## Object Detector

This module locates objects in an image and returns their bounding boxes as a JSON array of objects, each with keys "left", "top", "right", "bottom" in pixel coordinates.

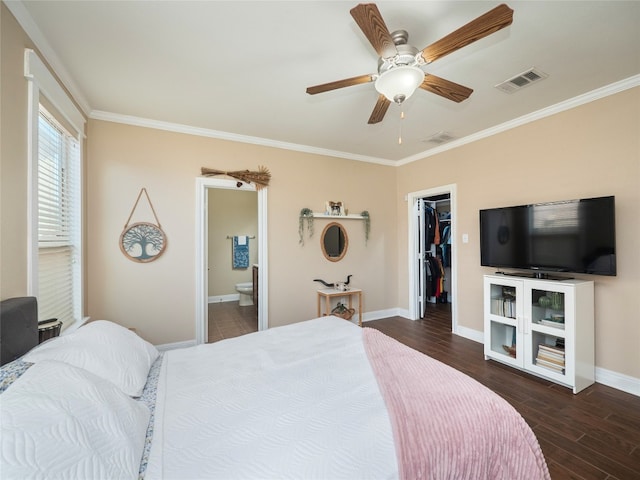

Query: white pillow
[
  {"left": 0, "top": 360, "right": 150, "bottom": 479},
  {"left": 23, "top": 320, "right": 158, "bottom": 397}
]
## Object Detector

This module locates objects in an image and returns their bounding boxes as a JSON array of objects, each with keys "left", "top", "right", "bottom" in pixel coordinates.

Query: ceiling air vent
[
  {"left": 423, "top": 131, "right": 456, "bottom": 145},
  {"left": 495, "top": 68, "right": 548, "bottom": 93}
]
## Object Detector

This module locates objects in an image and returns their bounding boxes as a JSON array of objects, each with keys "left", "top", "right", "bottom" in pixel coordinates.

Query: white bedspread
[{"left": 146, "top": 317, "right": 398, "bottom": 479}]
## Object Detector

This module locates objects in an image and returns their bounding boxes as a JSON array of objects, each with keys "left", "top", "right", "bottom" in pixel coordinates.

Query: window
[
  {"left": 25, "top": 49, "right": 85, "bottom": 329},
  {"left": 36, "top": 106, "right": 81, "bottom": 326}
]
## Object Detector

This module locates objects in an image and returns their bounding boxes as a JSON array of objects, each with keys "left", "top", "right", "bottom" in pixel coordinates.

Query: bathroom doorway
[
  {"left": 207, "top": 188, "right": 258, "bottom": 342},
  {"left": 195, "top": 177, "right": 268, "bottom": 345}
]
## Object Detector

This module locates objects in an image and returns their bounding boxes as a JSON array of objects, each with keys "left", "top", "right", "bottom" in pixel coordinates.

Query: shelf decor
[
  {"left": 325, "top": 201, "right": 345, "bottom": 216},
  {"left": 299, "top": 207, "right": 314, "bottom": 245},
  {"left": 331, "top": 302, "right": 355, "bottom": 320},
  {"left": 120, "top": 188, "right": 167, "bottom": 263},
  {"left": 361, "top": 210, "right": 370, "bottom": 243},
  {"left": 201, "top": 165, "right": 271, "bottom": 190}
]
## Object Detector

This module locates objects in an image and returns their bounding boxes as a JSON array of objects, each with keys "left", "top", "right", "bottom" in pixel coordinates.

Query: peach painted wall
[
  {"left": 85, "top": 120, "right": 397, "bottom": 344},
  {"left": 396, "top": 87, "right": 640, "bottom": 379},
  {"left": 1, "top": 4, "right": 34, "bottom": 298}
]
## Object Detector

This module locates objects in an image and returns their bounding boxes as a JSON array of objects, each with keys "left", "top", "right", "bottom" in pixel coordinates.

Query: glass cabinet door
[
  {"left": 524, "top": 282, "right": 573, "bottom": 382},
  {"left": 484, "top": 276, "right": 523, "bottom": 367}
]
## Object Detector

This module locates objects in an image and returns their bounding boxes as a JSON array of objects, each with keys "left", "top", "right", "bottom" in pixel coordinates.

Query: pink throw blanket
[{"left": 362, "top": 328, "right": 550, "bottom": 480}]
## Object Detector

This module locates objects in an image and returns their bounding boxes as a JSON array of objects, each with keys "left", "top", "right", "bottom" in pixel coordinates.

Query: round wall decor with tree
[{"left": 119, "top": 188, "right": 167, "bottom": 263}]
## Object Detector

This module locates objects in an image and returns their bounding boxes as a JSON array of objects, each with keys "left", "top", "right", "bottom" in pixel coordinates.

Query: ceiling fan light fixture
[{"left": 375, "top": 66, "right": 425, "bottom": 104}]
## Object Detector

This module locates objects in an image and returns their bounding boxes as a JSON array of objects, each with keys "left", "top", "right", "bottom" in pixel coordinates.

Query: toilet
[{"left": 235, "top": 282, "right": 254, "bottom": 306}]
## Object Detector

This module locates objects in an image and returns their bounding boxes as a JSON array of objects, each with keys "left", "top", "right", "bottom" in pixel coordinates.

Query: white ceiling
[{"left": 10, "top": 1, "right": 640, "bottom": 164}]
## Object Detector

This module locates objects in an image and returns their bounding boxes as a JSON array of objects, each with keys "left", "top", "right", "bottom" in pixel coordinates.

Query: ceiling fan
[{"left": 306, "top": 3, "right": 513, "bottom": 124}]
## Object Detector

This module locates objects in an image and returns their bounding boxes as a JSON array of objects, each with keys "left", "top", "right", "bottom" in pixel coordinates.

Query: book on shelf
[
  {"left": 491, "top": 297, "right": 502, "bottom": 316},
  {"left": 535, "top": 357, "right": 565, "bottom": 373},
  {"left": 536, "top": 343, "right": 565, "bottom": 373},
  {"left": 537, "top": 352, "right": 564, "bottom": 365},
  {"left": 491, "top": 296, "right": 516, "bottom": 318},
  {"left": 538, "top": 344, "right": 565, "bottom": 356}
]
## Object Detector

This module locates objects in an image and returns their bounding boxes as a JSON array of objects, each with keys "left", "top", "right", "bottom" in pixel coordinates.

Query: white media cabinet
[{"left": 483, "top": 274, "right": 595, "bottom": 394}]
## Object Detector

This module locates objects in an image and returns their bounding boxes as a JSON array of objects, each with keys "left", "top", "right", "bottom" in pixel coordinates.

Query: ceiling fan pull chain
[{"left": 398, "top": 110, "right": 405, "bottom": 145}]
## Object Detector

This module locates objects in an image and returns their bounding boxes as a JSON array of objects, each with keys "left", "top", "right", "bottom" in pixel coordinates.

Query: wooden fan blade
[
  {"left": 350, "top": 3, "right": 398, "bottom": 59},
  {"left": 368, "top": 94, "right": 391, "bottom": 124},
  {"left": 420, "top": 4, "right": 513, "bottom": 64},
  {"left": 306, "top": 74, "right": 374, "bottom": 95},
  {"left": 420, "top": 75, "right": 473, "bottom": 103}
]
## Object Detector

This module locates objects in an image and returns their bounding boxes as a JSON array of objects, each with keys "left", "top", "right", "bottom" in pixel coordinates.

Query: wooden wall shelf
[{"left": 312, "top": 213, "right": 365, "bottom": 220}]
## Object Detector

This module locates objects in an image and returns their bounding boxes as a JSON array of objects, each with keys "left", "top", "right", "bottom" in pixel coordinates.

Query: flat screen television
[{"left": 479, "top": 196, "right": 616, "bottom": 276}]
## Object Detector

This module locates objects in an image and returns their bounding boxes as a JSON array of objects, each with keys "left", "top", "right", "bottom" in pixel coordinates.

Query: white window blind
[{"left": 37, "top": 106, "right": 81, "bottom": 326}]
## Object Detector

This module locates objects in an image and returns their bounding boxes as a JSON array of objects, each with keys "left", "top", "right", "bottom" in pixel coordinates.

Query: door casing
[
  {"left": 407, "top": 184, "right": 457, "bottom": 332},
  {"left": 195, "top": 177, "right": 268, "bottom": 344}
]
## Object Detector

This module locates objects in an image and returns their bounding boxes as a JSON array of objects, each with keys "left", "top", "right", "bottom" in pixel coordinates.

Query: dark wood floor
[
  {"left": 367, "top": 303, "right": 640, "bottom": 480},
  {"left": 206, "top": 302, "right": 640, "bottom": 479}
]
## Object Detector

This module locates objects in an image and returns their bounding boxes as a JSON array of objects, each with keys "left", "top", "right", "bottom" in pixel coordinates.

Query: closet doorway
[
  {"left": 195, "top": 177, "right": 268, "bottom": 345},
  {"left": 407, "top": 185, "right": 457, "bottom": 332}
]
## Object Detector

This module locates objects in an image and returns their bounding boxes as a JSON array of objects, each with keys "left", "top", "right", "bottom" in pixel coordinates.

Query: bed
[{"left": 0, "top": 297, "right": 550, "bottom": 479}]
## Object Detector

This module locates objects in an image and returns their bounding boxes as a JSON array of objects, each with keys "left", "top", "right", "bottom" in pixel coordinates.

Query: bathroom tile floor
[{"left": 207, "top": 301, "right": 258, "bottom": 343}]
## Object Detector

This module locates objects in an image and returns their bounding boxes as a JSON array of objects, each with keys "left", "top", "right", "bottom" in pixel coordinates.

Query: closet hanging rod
[{"left": 226, "top": 235, "right": 256, "bottom": 239}]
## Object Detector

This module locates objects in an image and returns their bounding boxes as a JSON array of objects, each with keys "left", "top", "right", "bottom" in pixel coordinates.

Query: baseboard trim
[
  {"left": 362, "top": 308, "right": 406, "bottom": 322},
  {"left": 155, "top": 339, "right": 197, "bottom": 352},
  {"left": 455, "top": 325, "right": 484, "bottom": 344},
  {"left": 208, "top": 294, "right": 239, "bottom": 303},
  {"left": 595, "top": 367, "right": 640, "bottom": 397}
]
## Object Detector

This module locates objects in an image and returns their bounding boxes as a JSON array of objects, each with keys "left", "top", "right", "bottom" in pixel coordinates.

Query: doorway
[
  {"left": 407, "top": 184, "right": 457, "bottom": 332},
  {"left": 195, "top": 178, "right": 268, "bottom": 345},
  {"left": 207, "top": 188, "right": 258, "bottom": 342}
]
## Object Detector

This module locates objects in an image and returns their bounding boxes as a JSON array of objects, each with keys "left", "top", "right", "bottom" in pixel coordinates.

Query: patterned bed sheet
[
  {"left": 0, "top": 359, "right": 32, "bottom": 394},
  {"left": 137, "top": 353, "right": 163, "bottom": 479}
]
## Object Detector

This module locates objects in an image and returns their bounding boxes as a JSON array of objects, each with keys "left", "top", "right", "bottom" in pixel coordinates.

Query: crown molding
[
  {"left": 89, "top": 110, "right": 397, "bottom": 166},
  {"left": 396, "top": 74, "right": 640, "bottom": 166}
]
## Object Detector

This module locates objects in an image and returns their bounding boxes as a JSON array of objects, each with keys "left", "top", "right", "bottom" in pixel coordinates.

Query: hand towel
[{"left": 233, "top": 236, "right": 249, "bottom": 269}]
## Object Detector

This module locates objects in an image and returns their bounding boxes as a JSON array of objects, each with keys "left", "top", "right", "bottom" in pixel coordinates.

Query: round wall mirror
[{"left": 320, "top": 222, "right": 348, "bottom": 262}]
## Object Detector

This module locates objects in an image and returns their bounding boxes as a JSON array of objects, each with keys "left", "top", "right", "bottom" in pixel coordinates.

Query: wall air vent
[
  {"left": 495, "top": 68, "right": 548, "bottom": 93},
  {"left": 423, "top": 131, "right": 456, "bottom": 145}
]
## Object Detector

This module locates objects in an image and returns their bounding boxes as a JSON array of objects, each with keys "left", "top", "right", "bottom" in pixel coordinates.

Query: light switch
[{"left": 462, "top": 233, "right": 469, "bottom": 244}]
